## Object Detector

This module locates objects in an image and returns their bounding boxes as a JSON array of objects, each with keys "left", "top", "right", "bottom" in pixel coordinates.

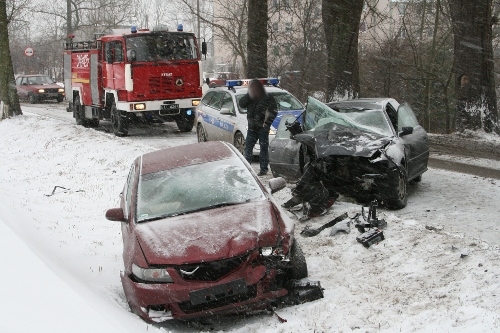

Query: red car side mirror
[{"left": 105, "top": 208, "right": 126, "bottom": 222}]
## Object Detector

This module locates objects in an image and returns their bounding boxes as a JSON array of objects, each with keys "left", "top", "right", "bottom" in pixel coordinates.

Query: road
[{"left": 21, "top": 102, "right": 500, "bottom": 244}]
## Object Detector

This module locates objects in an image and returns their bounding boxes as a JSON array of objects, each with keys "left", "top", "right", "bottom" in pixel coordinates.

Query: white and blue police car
[{"left": 194, "top": 78, "right": 304, "bottom": 155}]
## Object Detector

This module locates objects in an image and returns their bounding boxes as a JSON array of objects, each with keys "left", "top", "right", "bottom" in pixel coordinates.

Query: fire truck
[{"left": 63, "top": 25, "right": 207, "bottom": 136}]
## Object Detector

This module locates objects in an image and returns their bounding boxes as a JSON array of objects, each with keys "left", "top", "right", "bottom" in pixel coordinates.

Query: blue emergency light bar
[{"left": 226, "top": 78, "right": 280, "bottom": 88}]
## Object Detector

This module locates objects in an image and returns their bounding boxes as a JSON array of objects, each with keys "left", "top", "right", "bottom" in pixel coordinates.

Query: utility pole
[
  {"left": 66, "top": 0, "right": 72, "bottom": 40},
  {"left": 197, "top": 0, "right": 201, "bottom": 39}
]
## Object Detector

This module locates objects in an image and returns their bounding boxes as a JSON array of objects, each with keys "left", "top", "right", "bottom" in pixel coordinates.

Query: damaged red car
[{"left": 105, "top": 141, "right": 309, "bottom": 322}]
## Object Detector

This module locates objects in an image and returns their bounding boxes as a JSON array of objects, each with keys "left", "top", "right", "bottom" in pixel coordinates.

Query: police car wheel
[
  {"left": 234, "top": 132, "right": 245, "bottom": 154},
  {"left": 110, "top": 102, "right": 128, "bottom": 137},
  {"left": 197, "top": 124, "right": 207, "bottom": 142}
]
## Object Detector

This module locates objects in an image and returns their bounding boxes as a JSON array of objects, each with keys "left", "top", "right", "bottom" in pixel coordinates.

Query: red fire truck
[{"left": 63, "top": 25, "right": 207, "bottom": 136}]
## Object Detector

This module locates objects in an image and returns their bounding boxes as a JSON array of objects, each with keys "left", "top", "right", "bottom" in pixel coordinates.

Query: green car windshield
[
  {"left": 136, "top": 157, "right": 265, "bottom": 222},
  {"left": 304, "top": 97, "right": 393, "bottom": 136}
]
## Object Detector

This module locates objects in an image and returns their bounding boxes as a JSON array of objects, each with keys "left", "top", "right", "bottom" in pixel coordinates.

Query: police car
[{"left": 195, "top": 78, "right": 304, "bottom": 155}]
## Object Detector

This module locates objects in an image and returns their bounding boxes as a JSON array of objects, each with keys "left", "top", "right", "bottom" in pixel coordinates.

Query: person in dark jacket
[{"left": 238, "top": 79, "right": 278, "bottom": 176}]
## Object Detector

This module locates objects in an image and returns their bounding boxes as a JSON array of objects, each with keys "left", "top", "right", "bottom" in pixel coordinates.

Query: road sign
[{"left": 24, "top": 47, "right": 34, "bottom": 57}]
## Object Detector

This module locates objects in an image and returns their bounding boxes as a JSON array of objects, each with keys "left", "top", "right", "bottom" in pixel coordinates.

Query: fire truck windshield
[{"left": 126, "top": 33, "right": 198, "bottom": 62}]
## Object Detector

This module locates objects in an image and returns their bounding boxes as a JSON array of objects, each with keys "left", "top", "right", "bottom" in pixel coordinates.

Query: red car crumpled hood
[{"left": 134, "top": 199, "right": 280, "bottom": 265}]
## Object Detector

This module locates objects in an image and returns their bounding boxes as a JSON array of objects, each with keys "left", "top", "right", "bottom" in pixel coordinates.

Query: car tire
[
  {"left": 28, "top": 93, "right": 37, "bottom": 104},
  {"left": 288, "top": 240, "right": 308, "bottom": 280},
  {"left": 385, "top": 167, "right": 408, "bottom": 210},
  {"left": 176, "top": 116, "right": 194, "bottom": 132},
  {"left": 110, "top": 101, "right": 128, "bottom": 137},
  {"left": 234, "top": 131, "right": 245, "bottom": 155},
  {"left": 89, "top": 119, "right": 100, "bottom": 128},
  {"left": 197, "top": 124, "right": 207, "bottom": 142},
  {"left": 74, "top": 98, "right": 88, "bottom": 127},
  {"left": 56, "top": 96, "right": 64, "bottom": 103}
]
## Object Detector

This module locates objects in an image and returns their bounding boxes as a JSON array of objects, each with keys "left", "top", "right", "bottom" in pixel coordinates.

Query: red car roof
[{"left": 140, "top": 141, "right": 237, "bottom": 175}]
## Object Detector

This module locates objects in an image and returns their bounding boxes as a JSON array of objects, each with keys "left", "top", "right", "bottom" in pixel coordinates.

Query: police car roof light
[{"left": 225, "top": 78, "right": 280, "bottom": 89}]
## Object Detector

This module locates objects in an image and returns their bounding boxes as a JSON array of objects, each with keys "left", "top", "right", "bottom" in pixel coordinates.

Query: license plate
[
  {"left": 189, "top": 279, "right": 247, "bottom": 306},
  {"left": 161, "top": 104, "right": 179, "bottom": 110}
]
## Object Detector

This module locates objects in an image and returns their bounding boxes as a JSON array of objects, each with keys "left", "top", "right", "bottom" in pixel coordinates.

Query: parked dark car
[
  {"left": 105, "top": 141, "right": 308, "bottom": 322},
  {"left": 15, "top": 75, "right": 65, "bottom": 103},
  {"left": 269, "top": 97, "right": 429, "bottom": 209}
]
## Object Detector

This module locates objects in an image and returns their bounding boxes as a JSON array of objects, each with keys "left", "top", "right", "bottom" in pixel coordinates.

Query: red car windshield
[
  {"left": 26, "top": 76, "right": 55, "bottom": 85},
  {"left": 136, "top": 157, "right": 265, "bottom": 222}
]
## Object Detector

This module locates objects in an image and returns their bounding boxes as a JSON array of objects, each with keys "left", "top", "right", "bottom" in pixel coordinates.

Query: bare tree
[
  {"left": 449, "top": 0, "right": 498, "bottom": 133},
  {"left": 180, "top": 0, "right": 248, "bottom": 75},
  {"left": 0, "top": 0, "right": 23, "bottom": 118},
  {"left": 247, "top": 0, "right": 268, "bottom": 77},
  {"left": 322, "top": 0, "right": 364, "bottom": 101}
]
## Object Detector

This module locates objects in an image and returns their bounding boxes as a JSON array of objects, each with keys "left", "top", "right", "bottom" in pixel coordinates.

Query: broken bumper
[{"left": 121, "top": 260, "right": 289, "bottom": 322}]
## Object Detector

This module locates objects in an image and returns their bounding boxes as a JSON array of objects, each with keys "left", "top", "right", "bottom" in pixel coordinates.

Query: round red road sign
[{"left": 24, "top": 47, "right": 34, "bottom": 57}]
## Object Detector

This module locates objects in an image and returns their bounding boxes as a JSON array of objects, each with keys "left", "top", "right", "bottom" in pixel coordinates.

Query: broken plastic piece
[
  {"left": 300, "top": 212, "right": 349, "bottom": 237},
  {"left": 329, "top": 219, "right": 351, "bottom": 236},
  {"left": 356, "top": 228, "right": 384, "bottom": 248},
  {"left": 280, "top": 279, "right": 324, "bottom": 305}
]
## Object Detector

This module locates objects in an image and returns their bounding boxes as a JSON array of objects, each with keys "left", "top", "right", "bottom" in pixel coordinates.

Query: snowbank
[{"left": 1, "top": 113, "right": 499, "bottom": 332}]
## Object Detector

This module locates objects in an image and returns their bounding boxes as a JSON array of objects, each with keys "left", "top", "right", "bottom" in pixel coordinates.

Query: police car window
[
  {"left": 397, "top": 104, "right": 419, "bottom": 131},
  {"left": 269, "top": 92, "right": 304, "bottom": 111},
  {"left": 201, "top": 91, "right": 215, "bottom": 106},
  {"left": 220, "top": 93, "right": 235, "bottom": 113},
  {"left": 208, "top": 92, "right": 224, "bottom": 110},
  {"left": 236, "top": 94, "right": 247, "bottom": 113}
]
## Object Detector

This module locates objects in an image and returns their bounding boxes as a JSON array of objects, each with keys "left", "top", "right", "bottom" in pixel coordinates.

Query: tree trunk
[
  {"left": 0, "top": 0, "right": 22, "bottom": 119},
  {"left": 322, "top": 0, "right": 363, "bottom": 102},
  {"left": 247, "top": 0, "right": 268, "bottom": 78},
  {"left": 449, "top": 0, "right": 498, "bottom": 133}
]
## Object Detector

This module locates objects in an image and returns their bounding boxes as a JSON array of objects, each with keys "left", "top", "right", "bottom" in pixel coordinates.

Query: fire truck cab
[{"left": 64, "top": 25, "right": 206, "bottom": 136}]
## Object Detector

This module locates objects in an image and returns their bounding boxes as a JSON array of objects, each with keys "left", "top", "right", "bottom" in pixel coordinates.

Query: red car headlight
[{"left": 131, "top": 263, "right": 173, "bottom": 283}]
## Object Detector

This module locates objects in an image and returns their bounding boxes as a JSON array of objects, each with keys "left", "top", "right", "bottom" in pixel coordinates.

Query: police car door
[{"left": 217, "top": 92, "right": 238, "bottom": 142}]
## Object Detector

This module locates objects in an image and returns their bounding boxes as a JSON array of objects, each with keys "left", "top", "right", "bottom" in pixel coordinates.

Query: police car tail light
[{"left": 226, "top": 78, "right": 280, "bottom": 88}]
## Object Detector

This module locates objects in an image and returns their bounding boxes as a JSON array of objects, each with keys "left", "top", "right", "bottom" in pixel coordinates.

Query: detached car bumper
[
  {"left": 122, "top": 255, "right": 288, "bottom": 321},
  {"left": 37, "top": 93, "right": 64, "bottom": 100}
]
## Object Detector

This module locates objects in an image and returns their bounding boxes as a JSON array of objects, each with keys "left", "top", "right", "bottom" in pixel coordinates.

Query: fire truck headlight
[
  {"left": 134, "top": 103, "right": 146, "bottom": 110},
  {"left": 192, "top": 99, "right": 201, "bottom": 106},
  {"left": 58, "top": 88, "right": 65, "bottom": 93},
  {"left": 38, "top": 89, "right": 45, "bottom": 93}
]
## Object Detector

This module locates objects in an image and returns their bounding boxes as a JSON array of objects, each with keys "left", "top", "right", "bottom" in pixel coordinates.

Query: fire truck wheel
[
  {"left": 74, "top": 98, "right": 88, "bottom": 127},
  {"left": 89, "top": 119, "right": 100, "bottom": 128},
  {"left": 111, "top": 102, "right": 128, "bottom": 136},
  {"left": 28, "top": 93, "right": 37, "bottom": 104},
  {"left": 197, "top": 124, "right": 207, "bottom": 142},
  {"left": 176, "top": 117, "right": 194, "bottom": 132}
]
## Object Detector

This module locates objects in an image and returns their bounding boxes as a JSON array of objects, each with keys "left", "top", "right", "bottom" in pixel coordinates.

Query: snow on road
[{"left": 1, "top": 111, "right": 499, "bottom": 332}]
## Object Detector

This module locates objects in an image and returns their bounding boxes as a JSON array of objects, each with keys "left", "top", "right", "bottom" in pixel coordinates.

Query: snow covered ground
[{"left": 1, "top": 110, "right": 499, "bottom": 332}]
